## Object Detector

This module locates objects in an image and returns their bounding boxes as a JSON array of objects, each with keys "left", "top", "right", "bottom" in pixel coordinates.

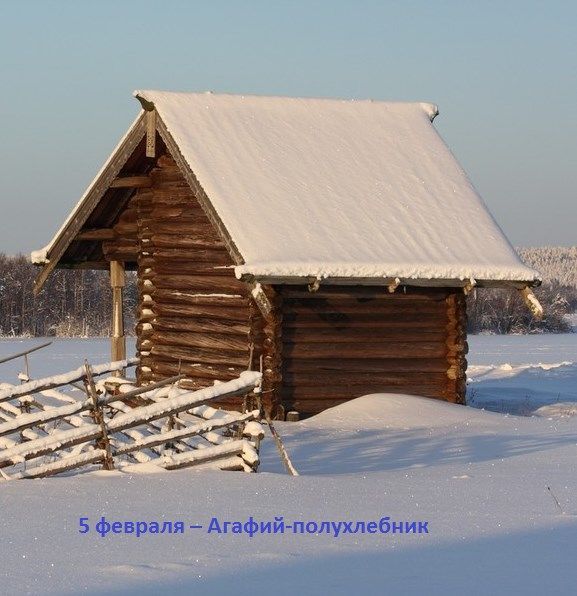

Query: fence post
[{"left": 84, "top": 361, "right": 114, "bottom": 470}]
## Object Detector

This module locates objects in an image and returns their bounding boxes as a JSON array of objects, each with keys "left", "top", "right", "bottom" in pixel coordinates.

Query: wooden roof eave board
[
  {"left": 33, "top": 114, "right": 147, "bottom": 294},
  {"left": 238, "top": 273, "right": 541, "bottom": 290}
]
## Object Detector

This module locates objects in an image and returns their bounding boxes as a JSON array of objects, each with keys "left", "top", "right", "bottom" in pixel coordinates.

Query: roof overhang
[
  {"left": 238, "top": 274, "right": 540, "bottom": 290},
  {"left": 32, "top": 113, "right": 148, "bottom": 293}
]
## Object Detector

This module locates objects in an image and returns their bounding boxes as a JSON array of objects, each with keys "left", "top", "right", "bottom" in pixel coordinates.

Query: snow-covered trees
[
  {"left": 0, "top": 247, "right": 574, "bottom": 337},
  {"left": 467, "top": 247, "right": 577, "bottom": 334},
  {"left": 0, "top": 253, "right": 137, "bottom": 337}
]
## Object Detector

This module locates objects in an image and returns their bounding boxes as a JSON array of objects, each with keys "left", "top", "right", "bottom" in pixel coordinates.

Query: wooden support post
[{"left": 110, "top": 261, "right": 126, "bottom": 374}]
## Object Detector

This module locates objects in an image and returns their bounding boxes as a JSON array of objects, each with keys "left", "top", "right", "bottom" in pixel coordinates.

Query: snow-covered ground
[{"left": 1, "top": 335, "right": 577, "bottom": 595}]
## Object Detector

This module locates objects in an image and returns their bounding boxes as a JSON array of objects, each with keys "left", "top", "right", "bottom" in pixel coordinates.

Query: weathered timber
[
  {"left": 282, "top": 371, "right": 449, "bottom": 387},
  {"left": 150, "top": 345, "right": 250, "bottom": 368},
  {"left": 282, "top": 358, "right": 453, "bottom": 373},
  {"left": 152, "top": 274, "right": 246, "bottom": 294},
  {"left": 153, "top": 303, "right": 250, "bottom": 321},
  {"left": 110, "top": 176, "right": 152, "bottom": 188},
  {"left": 281, "top": 312, "right": 447, "bottom": 328},
  {"left": 151, "top": 317, "right": 250, "bottom": 335},
  {"left": 152, "top": 289, "right": 246, "bottom": 307},
  {"left": 282, "top": 342, "right": 447, "bottom": 359},
  {"left": 151, "top": 330, "right": 249, "bottom": 352},
  {"left": 283, "top": 328, "right": 450, "bottom": 343}
]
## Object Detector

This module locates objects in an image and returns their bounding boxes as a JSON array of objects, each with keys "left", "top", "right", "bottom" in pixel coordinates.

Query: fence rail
[{"left": 0, "top": 359, "right": 263, "bottom": 480}]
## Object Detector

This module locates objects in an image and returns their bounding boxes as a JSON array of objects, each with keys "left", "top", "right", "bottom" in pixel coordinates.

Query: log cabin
[{"left": 32, "top": 91, "right": 541, "bottom": 419}]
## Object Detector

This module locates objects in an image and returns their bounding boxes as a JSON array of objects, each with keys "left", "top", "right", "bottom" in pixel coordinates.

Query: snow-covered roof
[
  {"left": 135, "top": 91, "right": 539, "bottom": 285},
  {"left": 33, "top": 91, "right": 540, "bottom": 287}
]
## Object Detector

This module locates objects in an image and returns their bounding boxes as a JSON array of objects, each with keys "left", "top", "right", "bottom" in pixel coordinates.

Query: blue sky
[{"left": 0, "top": 0, "right": 575, "bottom": 253}]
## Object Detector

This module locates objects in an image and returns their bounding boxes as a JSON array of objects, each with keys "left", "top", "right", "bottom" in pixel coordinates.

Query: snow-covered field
[{"left": 1, "top": 335, "right": 577, "bottom": 595}]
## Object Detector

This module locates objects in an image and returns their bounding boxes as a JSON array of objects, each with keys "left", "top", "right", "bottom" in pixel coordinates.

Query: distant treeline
[
  {"left": 0, "top": 248, "right": 575, "bottom": 337},
  {"left": 0, "top": 254, "right": 137, "bottom": 337},
  {"left": 468, "top": 246, "right": 577, "bottom": 334}
]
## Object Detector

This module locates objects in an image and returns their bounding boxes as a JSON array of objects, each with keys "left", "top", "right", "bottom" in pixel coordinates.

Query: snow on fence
[{"left": 0, "top": 360, "right": 263, "bottom": 480}]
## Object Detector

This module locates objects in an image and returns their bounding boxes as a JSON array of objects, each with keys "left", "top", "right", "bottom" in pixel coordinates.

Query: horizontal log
[
  {"left": 282, "top": 371, "right": 449, "bottom": 387},
  {"left": 283, "top": 342, "right": 446, "bottom": 359},
  {"left": 152, "top": 360, "right": 246, "bottom": 381},
  {"left": 152, "top": 289, "right": 247, "bottom": 307},
  {"left": 283, "top": 328, "right": 448, "bottom": 343},
  {"left": 282, "top": 300, "right": 445, "bottom": 315},
  {"left": 152, "top": 275, "right": 247, "bottom": 294},
  {"left": 102, "top": 241, "right": 139, "bottom": 253},
  {"left": 153, "top": 303, "right": 250, "bottom": 321},
  {"left": 281, "top": 385, "right": 445, "bottom": 402},
  {"left": 110, "top": 175, "right": 152, "bottom": 188},
  {"left": 148, "top": 263, "right": 236, "bottom": 276},
  {"left": 152, "top": 316, "right": 250, "bottom": 335},
  {"left": 280, "top": 356, "right": 451, "bottom": 372},
  {"left": 113, "top": 221, "right": 138, "bottom": 236},
  {"left": 151, "top": 330, "right": 249, "bottom": 352},
  {"left": 282, "top": 312, "right": 447, "bottom": 328},
  {"left": 77, "top": 228, "right": 116, "bottom": 240},
  {"left": 151, "top": 345, "right": 250, "bottom": 367},
  {"left": 151, "top": 234, "right": 227, "bottom": 250},
  {"left": 145, "top": 221, "right": 219, "bottom": 236},
  {"left": 150, "top": 249, "right": 233, "bottom": 264}
]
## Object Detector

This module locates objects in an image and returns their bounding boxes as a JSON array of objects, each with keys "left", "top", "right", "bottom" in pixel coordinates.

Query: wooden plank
[{"left": 110, "top": 176, "right": 152, "bottom": 188}]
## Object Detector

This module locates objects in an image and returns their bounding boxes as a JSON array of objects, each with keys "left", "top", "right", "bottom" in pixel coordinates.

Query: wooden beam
[
  {"left": 110, "top": 261, "right": 126, "bottom": 372},
  {"left": 76, "top": 228, "right": 115, "bottom": 240},
  {"left": 110, "top": 176, "right": 152, "bottom": 189}
]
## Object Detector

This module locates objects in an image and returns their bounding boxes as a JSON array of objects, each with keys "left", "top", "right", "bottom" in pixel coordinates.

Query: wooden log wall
[
  {"left": 98, "top": 150, "right": 469, "bottom": 420},
  {"left": 279, "top": 286, "right": 467, "bottom": 417},
  {"left": 111, "top": 152, "right": 259, "bottom": 411}
]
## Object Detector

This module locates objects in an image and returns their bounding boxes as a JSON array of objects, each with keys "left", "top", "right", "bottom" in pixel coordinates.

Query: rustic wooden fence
[{"left": 0, "top": 358, "right": 263, "bottom": 480}]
